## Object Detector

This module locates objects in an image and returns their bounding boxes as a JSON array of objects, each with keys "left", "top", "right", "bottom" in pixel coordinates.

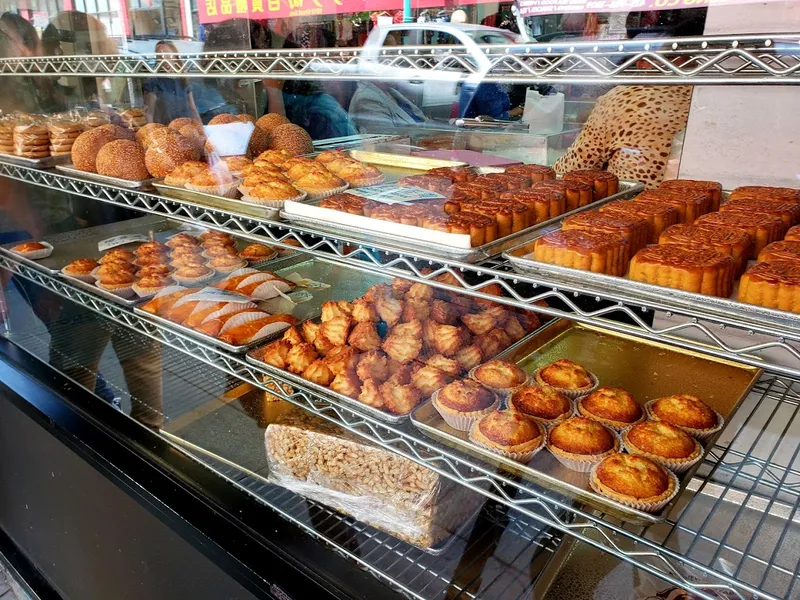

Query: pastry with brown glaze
[
  {"left": 469, "top": 410, "right": 545, "bottom": 462},
  {"left": 757, "top": 240, "right": 800, "bottom": 264},
  {"left": 599, "top": 200, "right": 679, "bottom": 243},
  {"left": 504, "top": 163, "right": 556, "bottom": 182},
  {"left": 547, "top": 416, "right": 618, "bottom": 471},
  {"left": 563, "top": 169, "right": 619, "bottom": 200},
  {"left": 578, "top": 387, "right": 643, "bottom": 430},
  {"left": 729, "top": 185, "right": 800, "bottom": 203},
  {"left": 634, "top": 189, "right": 710, "bottom": 223},
  {"left": 590, "top": 453, "right": 676, "bottom": 511},
  {"left": 433, "top": 379, "right": 498, "bottom": 431},
  {"left": 532, "top": 229, "right": 631, "bottom": 276},
  {"left": 659, "top": 179, "right": 722, "bottom": 211},
  {"left": 658, "top": 224, "right": 753, "bottom": 276},
  {"left": 720, "top": 198, "right": 800, "bottom": 230},
  {"left": 562, "top": 210, "right": 648, "bottom": 255},
  {"left": 500, "top": 189, "right": 564, "bottom": 224},
  {"left": 508, "top": 385, "right": 572, "bottom": 425},
  {"left": 535, "top": 179, "right": 593, "bottom": 211},
  {"left": 739, "top": 261, "right": 800, "bottom": 313},
  {"left": 629, "top": 245, "right": 736, "bottom": 297},
  {"left": 695, "top": 212, "right": 783, "bottom": 258}
]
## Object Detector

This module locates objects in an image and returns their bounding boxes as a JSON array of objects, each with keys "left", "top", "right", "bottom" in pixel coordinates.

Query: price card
[
  {"left": 183, "top": 287, "right": 254, "bottom": 304},
  {"left": 285, "top": 272, "right": 331, "bottom": 289},
  {"left": 98, "top": 234, "right": 150, "bottom": 251},
  {"left": 345, "top": 184, "right": 444, "bottom": 205}
]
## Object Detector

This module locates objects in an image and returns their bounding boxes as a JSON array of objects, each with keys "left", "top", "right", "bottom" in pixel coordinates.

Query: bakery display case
[{"left": 0, "top": 6, "right": 799, "bottom": 600}]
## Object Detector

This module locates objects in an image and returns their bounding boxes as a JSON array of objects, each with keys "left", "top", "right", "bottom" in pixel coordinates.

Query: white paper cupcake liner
[
  {"left": 508, "top": 393, "right": 575, "bottom": 427},
  {"left": 294, "top": 183, "right": 349, "bottom": 200},
  {"left": 467, "top": 366, "right": 530, "bottom": 399},
  {"left": 172, "top": 270, "right": 216, "bottom": 285},
  {"left": 431, "top": 389, "right": 500, "bottom": 432},
  {"left": 346, "top": 175, "right": 385, "bottom": 189},
  {"left": 620, "top": 426, "right": 704, "bottom": 474},
  {"left": 644, "top": 399, "right": 725, "bottom": 441},
  {"left": 546, "top": 427, "right": 621, "bottom": 472},
  {"left": 209, "top": 260, "right": 248, "bottom": 274},
  {"left": 96, "top": 281, "right": 135, "bottom": 299},
  {"left": 132, "top": 282, "right": 171, "bottom": 298},
  {"left": 589, "top": 459, "right": 681, "bottom": 513},
  {"left": 239, "top": 249, "right": 278, "bottom": 264},
  {"left": 576, "top": 397, "right": 647, "bottom": 432},
  {"left": 11, "top": 241, "right": 53, "bottom": 260},
  {"left": 60, "top": 268, "right": 96, "bottom": 283},
  {"left": 533, "top": 368, "right": 600, "bottom": 400},
  {"left": 468, "top": 419, "right": 545, "bottom": 463},
  {"left": 240, "top": 191, "right": 307, "bottom": 208},
  {"left": 185, "top": 179, "right": 242, "bottom": 199}
]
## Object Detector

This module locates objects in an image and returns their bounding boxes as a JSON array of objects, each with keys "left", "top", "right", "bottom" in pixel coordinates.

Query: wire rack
[
  {"left": 3, "top": 255, "right": 800, "bottom": 599},
  {"left": 0, "top": 35, "right": 798, "bottom": 84},
  {"left": 2, "top": 162, "right": 800, "bottom": 379}
]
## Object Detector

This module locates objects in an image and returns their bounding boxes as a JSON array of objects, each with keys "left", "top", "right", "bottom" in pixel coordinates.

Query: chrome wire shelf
[
  {"left": 3, "top": 253, "right": 800, "bottom": 600},
  {"left": 0, "top": 35, "right": 798, "bottom": 84},
  {"left": 3, "top": 301, "right": 562, "bottom": 600},
  {"left": 3, "top": 160, "right": 800, "bottom": 378}
]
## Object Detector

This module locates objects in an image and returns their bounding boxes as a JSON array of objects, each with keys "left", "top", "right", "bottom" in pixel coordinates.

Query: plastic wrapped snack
[{"left": 265, "top": 407, "right": 486, "bottom": 549}]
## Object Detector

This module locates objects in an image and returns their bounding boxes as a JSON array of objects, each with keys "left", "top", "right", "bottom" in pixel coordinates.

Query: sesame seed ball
[
  {"left": 144, "top": 133, "right": 202, "bottom": 178},
  {"left": 255, "top": 113, "right": 290, "bottom": 134},
  {"left": 208, "top": 113, "right": 239, "bottom": 125},
  {"left": 269, "top": 123, "right": 313, "bottom": 156},
  {"left": 71, "top": 125, "right": 128, "bottom": 172},
  {"left": 96, "top": 139, "right": 150, "bottom": 180},
  {"left": 168, "top": 117, "right": 201, "bottom": 131},
  {"left": 135, "top": 123, "right": 166, "bottom": 148}
]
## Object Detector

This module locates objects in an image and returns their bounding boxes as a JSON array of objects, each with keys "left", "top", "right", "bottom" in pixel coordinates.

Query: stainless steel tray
[
  {"left": 502, "top": 209, "right": 800, "bottom": 336},
  {"left": 280, "top": 179, "right": 643, "bottom": 263},
  {"left": 153, "top": 181, "right": 280, "bottom": 220},
  {"left": 159, "top": 428, "right": 485, "bottom": 555},
  {"left": 410, "top": 319, "right": 761, "bottom": 526},
  {"left": 59, "top": 272, "right": 142, "bottom": 307},
  {"left": 0, "top": 151, "right": 70, "bottom": 169},
  {"left": 56, "top": 164, "right": 156, "bottom": 189},
  {"left": 136, "top": 257, "right": 390, "bottom": 354}
]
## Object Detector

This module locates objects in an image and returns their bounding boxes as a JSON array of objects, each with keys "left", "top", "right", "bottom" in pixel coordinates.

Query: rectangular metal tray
[
  {"left": 410, "top": 319, "right": 761, "bottom": 525},
  {"left": 56, "top": 164, "right": 156, "bottom": 189},
  {"left": 0, "top": 151, "right": 70, "bottom": 169},
  {"left": 502, "top": 206, "right": 800, "bottom": 336},
  {"left": 153, "top": 181, "right": 280, "bottom": 220},
  {"left": 280, "top": 179, "right": 643, "bottom": 263},
  {"left": 136, "top": 256, "right": 390, "bottom": 354},
  {"left": 159, "top": 428, "right": 485, "bottom": 555}
]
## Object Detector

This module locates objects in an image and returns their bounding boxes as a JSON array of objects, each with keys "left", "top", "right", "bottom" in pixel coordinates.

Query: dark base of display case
[{"left": 0, "top": 338, "right": 401, "bottom": 600}]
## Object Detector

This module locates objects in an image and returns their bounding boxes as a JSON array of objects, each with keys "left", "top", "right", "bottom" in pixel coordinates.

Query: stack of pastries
[
  {"left": 318, "top": 165, "right": 615, "bottom": 247},
  {"left": 252, "top": 277, "right": 541, "bottom": 415},
  {"left": 530, "top": 180, "right": 800, "bottom": 308}
]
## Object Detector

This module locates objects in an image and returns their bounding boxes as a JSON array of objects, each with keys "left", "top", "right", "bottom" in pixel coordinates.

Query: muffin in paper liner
[
  {"left": 644, "top": 399, "right": 724, "bottom": 441},
  {"left": 208, "top": 259, "right": 248, "bottom": 274},
  {"left": 185, "top": 178, "right": 242, "bottom": 199},
  {"left": 60, "top": 267, "right": 96, "bottom": 283},
  {"left": 11, "top": 241, "right": 53, "bottom": 260},
  {"left": 431, "top": 388, "right": 500, "bottom": 432},
  {"left": 589, "top": 457, "right": 680, "bottom": 513},
  {"left": 346, "top": 174, "right": 385, "bottom": 189},
  {"left": 132, "top": 281, "right": 172, "bottom": 298},
  {"left": 172, "top": 268, "right": 216, "bottom": 285},
  {"left": 294, "top": 183, "right": 349, "bottom": 201},
  {"left": 546, "top": 426, "right": 621, "bottom": 472},
  {"left": 96, "top": 281, "right": 135, "bottom": 299},
  {"left": 620, "top": 425, "right": 703, "bottom": 474},
  {"left": 508, "top": 389, "right": 575, "bottom": 427},
  {"left": 240, "top": 190, "right": 307, "bottom": 208},
  {"left": 468, "top": 418, "right": 545, "bottom": 464},
  {"left": 467, "top": 365, "right": 529, "bottom": 399},
  {"left": 576, "top": 396, "right": 646, "bottom": 432},
  {"left": 533, "top": 367, "right": 599, "bottom": 400}
]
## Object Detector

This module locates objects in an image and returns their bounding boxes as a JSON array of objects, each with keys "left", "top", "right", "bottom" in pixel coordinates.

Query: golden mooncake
[
  {"left": 633, "top": 189, "right": 710, "bottom": 223},
  {"left": 738, "top": 261, "right": 800, "bottom": 313},
  {"left": 659, "top": 179, "right": 723, "bottom": 211},
  {"left": 628, "top": 245, "right": 736, "bottom": 297},
  {"left": 532, "top": 230, "right": 630, "bottom": 276},
  {"left": 720, "top": 198, "right": 800, "bottom": 230},
  {"left": 504, "top": 163, "right": 556, "bottom": 182},
  {"left": 535, "top": 179, "right": 593, "bottom": 211},
  {"left": 694, "top": 212, "right": 783, "bottom": 258},
  {"left": 562, "top": 210, "right": 649, "bottom": 255},
  {"left": 757, "top": 240, "right": 800, "bottom": 264},
  {"left": 658, "top": 223, "right": 753, "bottom": 276},
  {"left": 785, "top": 226, "right": 800, "bottom": 242},
  {"left": 729, "top": 185, "right": 800, "bottom": 203},
  {"left": 563, "top": 170, "right": 619, "bottom": 200},
  {"left": 599, "top": 200, "right": 679, "bottom": 243}
]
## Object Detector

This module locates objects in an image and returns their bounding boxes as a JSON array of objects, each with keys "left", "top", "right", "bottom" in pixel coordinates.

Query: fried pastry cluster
[{"left": 255, "top": 278, "right": 541, "bottom": 415}]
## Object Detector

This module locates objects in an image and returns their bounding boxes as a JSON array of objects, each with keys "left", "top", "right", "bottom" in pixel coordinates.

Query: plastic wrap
[{"left": 265, "top": 407, "right": 485, "bottom": 549}]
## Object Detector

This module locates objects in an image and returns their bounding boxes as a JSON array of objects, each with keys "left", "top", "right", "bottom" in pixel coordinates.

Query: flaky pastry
[
  {"left": 259, "top": 340, "right": 292, "bottom": 369},
  {"left": 348, "top": 321, "right": 382, "bottom": 352},
  {"left": 411, "top": 366, "right": 451, "bottom": 397},
  {"left": 351, "top": 298, "right": 379, "bottom": 322},
  {"left": 330, "top": 370, "right": 361, "bottom": 399},
  {"left": 356, "top": 350, "right": 390, "bottom": 383},
  {"left": 318, "top": 316, "right": 352, "bottom": 347},
  {"left": 454, "top": 344, "right": 483, "bottom": 371},
  {"left": 323, "top": 346, "right": 360, "bottom": 376},
  {"left": 380, "top": 380, "right": 422, "bottom": 414},
  {"left": 302, "top": 359, "right": 334, "bottom": 386},
  {"left": 282, "top": 326, "right": 304, "bottom": 347},
  {"left": 321, "top": 300, "right": 353, "bottom": 322},
  {"left": 358, "top": 379, "right": 384, "bottom": 408},
  {"left": 461, "top": 311, "right": 496, "bottom": 336},
  {"left": 382, "top": 331, "right": 422, "bottom": 363},
  {"left": 426, "top": 354, "right": 461, "bottom": 378},
  {"left": 375, "top": 294, "right": 403, "bottom": 326},
  {"left": 286, "top": 343, "right": 318, "bottom": 374},
  {"left": 433, "top": 324, "right": 467, "bottom": 357}
]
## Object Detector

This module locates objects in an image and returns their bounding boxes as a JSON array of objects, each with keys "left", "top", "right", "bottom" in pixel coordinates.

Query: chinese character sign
[{"left": 199, "top": 0, "right": 352, "bottom": 22}]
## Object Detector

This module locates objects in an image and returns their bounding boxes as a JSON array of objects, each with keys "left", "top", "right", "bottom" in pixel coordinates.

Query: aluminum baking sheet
[
  {"left": 0, "top": 151, "right": 70, "bottom": 169},
  {"left": 502, "top": 201, "right": 800, "bottom": 336},
  {"left": 56, "top": 164, "right": 156, "bottom": 189},
  {"left": 153, "top": 180, "right": 280, "bottom": 220},
  {"left": 60, "top": 272, "right": 142, "bottom": 307},
  {"left": 280, "top": 179, "right": 643, "bottom": 263},
  {"left": 410, "top": 319, "right": 761, "bottom": 526},
  {"left": 159, "top": 428, "right": 485, "bottom": 555},
  {"left": 136, "top": 257, "right": 390, "bottom": 354}
]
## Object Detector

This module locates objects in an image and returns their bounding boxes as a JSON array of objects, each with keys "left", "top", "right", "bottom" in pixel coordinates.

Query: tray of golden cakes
[
  {"left": 135, "top": 255, "right": 391, "bottom": 353},
  {"left": 281, "top": 164, "right": 643, "bottom": 263},
  {"left": 410, "top": 319, "right": 761, "bottom": 524},
  {"left": 504, "top": 181, "right": 800, "bottom": 329},
  {"left": 247, "top": 276, "right": 543, "bottom": 424}
]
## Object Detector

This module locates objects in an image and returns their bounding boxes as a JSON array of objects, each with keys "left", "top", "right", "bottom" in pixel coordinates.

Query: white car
[{"left": 359, "top": 23, "right": 520, "bottom": 114}]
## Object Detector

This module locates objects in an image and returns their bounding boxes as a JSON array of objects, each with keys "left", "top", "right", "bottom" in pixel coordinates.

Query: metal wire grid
[
  {"left": 2, "top": 163, "right": 800, "bottom": 379},
  {"left": 4, "top": 254, "right": 800, "bottom": 599},
  {"left": 0, "top": 35, "right": 798, "bottom": 84},
  {"left": 4, "top": 299, "right": 564, "bottom": 600}
]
